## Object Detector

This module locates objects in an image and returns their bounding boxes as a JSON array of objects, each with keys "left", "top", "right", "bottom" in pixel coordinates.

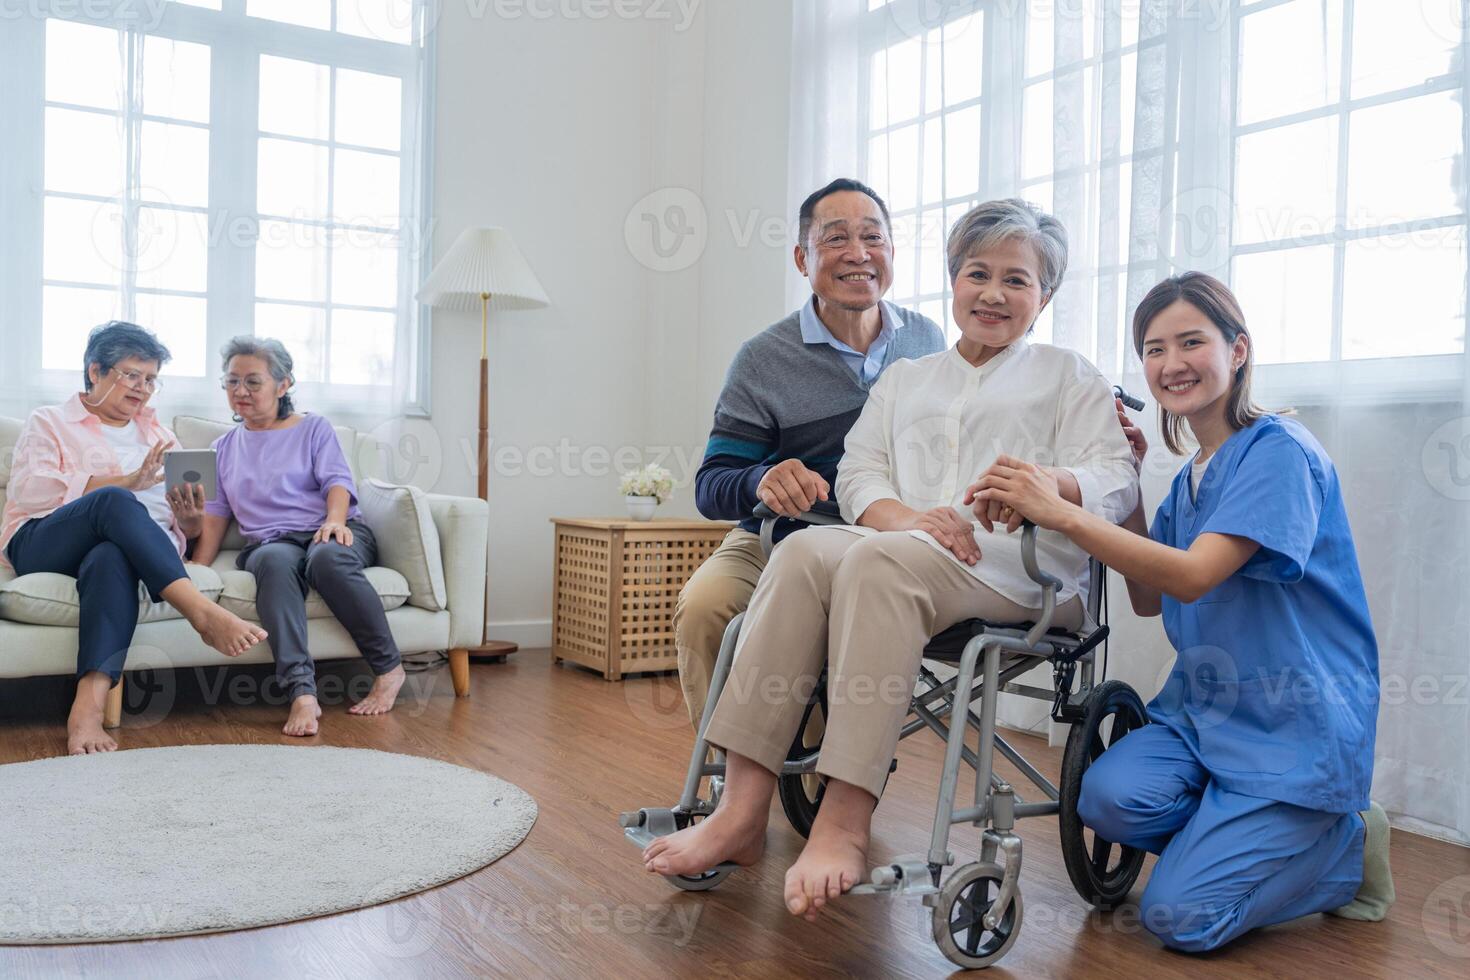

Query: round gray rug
[{"left": 0, "top": 744, "right": 537, "bottom": 944}]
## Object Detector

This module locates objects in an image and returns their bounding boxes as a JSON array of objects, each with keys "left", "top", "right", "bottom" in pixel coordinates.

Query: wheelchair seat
[{"left": 922, "top": 618, "right": 1084, "bottom": 662}]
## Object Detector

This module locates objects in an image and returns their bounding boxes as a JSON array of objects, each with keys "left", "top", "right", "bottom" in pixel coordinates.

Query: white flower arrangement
[{"left": 619, "top": 463, "right": 674, "bottom": 504}]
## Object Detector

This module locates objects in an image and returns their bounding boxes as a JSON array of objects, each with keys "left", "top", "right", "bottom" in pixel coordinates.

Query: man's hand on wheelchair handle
[{"left": 756, "top": 459, "right": 831, "bottom": 518}]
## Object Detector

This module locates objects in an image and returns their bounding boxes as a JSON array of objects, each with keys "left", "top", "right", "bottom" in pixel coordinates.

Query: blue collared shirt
[{"left": 799, "top": 297, "right": 900, "bottom": 386}]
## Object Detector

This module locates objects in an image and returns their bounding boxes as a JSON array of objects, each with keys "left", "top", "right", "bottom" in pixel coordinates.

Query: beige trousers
[
  {"left": 702, "top": 527, "right": 1083, "bottom": 800},
  {"left": 674, "top": 529, "right": 766, "bottom": 727}
]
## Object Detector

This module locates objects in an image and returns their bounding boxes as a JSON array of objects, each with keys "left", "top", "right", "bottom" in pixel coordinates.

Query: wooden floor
[{"left": 1, "top": 651, "right": 1466, "bottom": 980}]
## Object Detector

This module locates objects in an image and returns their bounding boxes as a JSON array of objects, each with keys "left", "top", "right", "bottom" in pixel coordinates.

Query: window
[
  {"left": 863, "top": 6, "right": 988, "bottom": 338},
  {"left": 852, "top": 0, "right": 1467, "bottom": 398},
  {"left": 0, "top": 0, "right": 431, "bottom": 415},
  {"left": 1230, "top": 0, "right": 1466, "bottom": 384}
]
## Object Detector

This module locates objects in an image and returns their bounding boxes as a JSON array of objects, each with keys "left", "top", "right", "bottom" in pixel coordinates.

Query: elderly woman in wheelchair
[{"left": 626, "top": 199, "right": 1140, "bottom": 964}]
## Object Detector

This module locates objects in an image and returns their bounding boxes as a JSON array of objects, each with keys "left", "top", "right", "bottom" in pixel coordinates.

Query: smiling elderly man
[{"left": 674, "top": 178, "right": 946, "bottom": 727}]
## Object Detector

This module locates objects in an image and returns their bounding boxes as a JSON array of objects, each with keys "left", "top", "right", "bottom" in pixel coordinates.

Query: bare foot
[
  {"left": 283, "top": 695, "right": 321, "bottom": 737},
  {"left": 784, "top": 822, "right": 869, "bottom": 921},
  {"left": 348, "top": 665, "right": 405, "bottom": 716},
  {"left": 191, "top": 604, "right": 268, "bottom": 658},
  {"left": 641, "top": 805, "right": 766, "bottom": 877},
  {"left": 67, "top": 707, "right": 117, "bottom": 755}
]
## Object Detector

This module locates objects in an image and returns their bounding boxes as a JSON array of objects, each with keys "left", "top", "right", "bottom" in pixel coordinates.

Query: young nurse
[{"left": 966, "top": 271, "right": 1393, "bottom": 952}]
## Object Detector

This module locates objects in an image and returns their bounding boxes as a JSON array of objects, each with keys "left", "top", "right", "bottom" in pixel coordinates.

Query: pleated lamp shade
[{"left": 416, "top": 227, "right": 550, "bottom": 311}]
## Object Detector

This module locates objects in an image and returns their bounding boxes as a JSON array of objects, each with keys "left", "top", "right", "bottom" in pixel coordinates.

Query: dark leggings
[
  {"left": 6, "top": 486, "right": 188, "bottom": 682},
  {"left": 238, "top": 519, "right": 401, "bottom": 701}
]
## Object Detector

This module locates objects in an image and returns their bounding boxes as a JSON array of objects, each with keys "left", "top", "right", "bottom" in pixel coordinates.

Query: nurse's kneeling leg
[
  {"left": 1139, "top": 783, "right": 1362, "bottom": 953},
  {"left": 1076, "top": 722, "right": 1206, "bottom": 854}
]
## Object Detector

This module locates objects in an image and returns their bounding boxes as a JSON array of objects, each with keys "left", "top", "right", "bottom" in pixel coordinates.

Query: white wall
[{"left": 423, "top": 1, "right": 795, "bottom": 644}]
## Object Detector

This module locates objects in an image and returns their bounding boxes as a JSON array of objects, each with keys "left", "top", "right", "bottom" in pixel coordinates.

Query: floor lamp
[{"left": 417, "top": 227, "right": 550, "bottom": 660}]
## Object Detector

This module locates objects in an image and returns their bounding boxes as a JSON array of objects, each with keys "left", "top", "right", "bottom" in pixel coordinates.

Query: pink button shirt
[{"left": 1, "top": 393, "right": 186, "bottom": 568}]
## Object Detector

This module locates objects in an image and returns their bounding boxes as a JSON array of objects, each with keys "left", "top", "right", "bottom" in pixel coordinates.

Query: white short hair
[{"left": 946, "top": 198, "right": 1068, "bottom": 297}]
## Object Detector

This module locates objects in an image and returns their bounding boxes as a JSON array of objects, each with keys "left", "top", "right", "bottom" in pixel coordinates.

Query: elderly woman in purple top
[{"left": 186, "top": 337, "right": 404, "bottom": 736}]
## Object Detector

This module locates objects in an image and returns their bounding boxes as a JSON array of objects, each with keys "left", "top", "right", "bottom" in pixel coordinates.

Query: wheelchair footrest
[
  {"left": 850, "top": 855, "right": 940, "bottom": 898},
  {"left": 618, "top": 807, "right": 741, "bottom": 873}
]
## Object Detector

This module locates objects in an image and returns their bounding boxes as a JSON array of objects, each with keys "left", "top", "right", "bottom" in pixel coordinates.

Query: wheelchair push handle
[{"left": 753, "top": 500, "right": 847, "bottom": 558}]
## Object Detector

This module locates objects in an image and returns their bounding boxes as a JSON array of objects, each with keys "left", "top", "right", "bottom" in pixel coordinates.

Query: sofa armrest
[{"left": 425, "top": 493, "right": 489, "bottom": 650}]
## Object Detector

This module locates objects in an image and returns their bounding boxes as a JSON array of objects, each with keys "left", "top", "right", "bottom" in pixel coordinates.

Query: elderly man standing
[{"left": 674, "top": 179, "right": 946, "bottom": 727}]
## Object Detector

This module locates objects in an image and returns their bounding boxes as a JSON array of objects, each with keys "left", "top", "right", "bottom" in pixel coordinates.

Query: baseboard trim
[{"left": 482, "top": 619, "right": 551, "bottom": 650}]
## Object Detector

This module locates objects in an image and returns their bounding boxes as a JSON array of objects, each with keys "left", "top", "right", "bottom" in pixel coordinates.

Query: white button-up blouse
[{"left": 834, "top": 339, "right": 1140, "bottom": 609}]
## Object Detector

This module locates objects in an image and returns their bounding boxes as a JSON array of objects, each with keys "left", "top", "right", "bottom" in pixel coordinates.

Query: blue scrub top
[{"left": 1147, "top": 415, "right": 1378, "bottom": 813}]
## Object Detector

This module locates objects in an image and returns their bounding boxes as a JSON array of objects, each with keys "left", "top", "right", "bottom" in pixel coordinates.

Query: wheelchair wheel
[
  {"left": 777, "top": 690, "right": 827, "bottom": 838},
  {"left": 1058, "top": 679, "right": 1149, "bottom": 909},
  {"left": 932, "top": 862, "right": 1022, "bottom": 969}
]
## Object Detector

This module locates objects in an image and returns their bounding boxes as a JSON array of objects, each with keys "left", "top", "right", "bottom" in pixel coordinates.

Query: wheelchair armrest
[
  {"left": 753, "top": 501, "right": 848, "bottom": 558},
  {"left": 1019, "top": 520, "right": 1063, "bottom": 648}
]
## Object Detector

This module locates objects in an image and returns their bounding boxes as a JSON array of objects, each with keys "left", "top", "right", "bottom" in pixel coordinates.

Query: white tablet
[{"left": 164, "top": 449, "right": 217, "bottom": 501}]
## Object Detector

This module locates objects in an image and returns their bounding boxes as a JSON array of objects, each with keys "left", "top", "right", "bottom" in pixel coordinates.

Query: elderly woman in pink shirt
[{"left": 2, "top": 322, "right": 268, "bottom": 755}]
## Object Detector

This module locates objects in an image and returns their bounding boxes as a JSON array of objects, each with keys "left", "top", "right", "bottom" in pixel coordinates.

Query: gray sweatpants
[{"left": 238, "top": 519, "right": 402, "bottom": 701}]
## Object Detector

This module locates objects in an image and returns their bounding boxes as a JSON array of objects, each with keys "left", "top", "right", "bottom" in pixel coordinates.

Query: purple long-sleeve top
[{"left": 204, "top": 413, "right": 362, "bottom": 544}]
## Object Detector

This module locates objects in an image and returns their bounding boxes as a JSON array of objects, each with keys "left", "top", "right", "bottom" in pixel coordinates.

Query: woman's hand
[
  {"left": 313, "top": 521, "right": 354, "bottom": 547},
  {"left": 1116, "top": 396, "right": 1147, "bottom": 472},
  {"left": 964, "top": 455, "right": 1072, "bottom": 532},
  {"left": 167, "top": 482, "right": 207, "bottom": 538},
  {"left": 121, "top": 440, "right": 169, "bottom": 491},
  {"left": 905, "top": 506, "right": 981, "bottom": 566}
]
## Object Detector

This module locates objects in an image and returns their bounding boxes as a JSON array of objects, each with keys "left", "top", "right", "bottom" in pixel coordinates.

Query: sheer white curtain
[
  {"left": 790, "top": 0, "right": 1469, "bottom": 843},
  {"left": 0, "top": 1, "right": 432, "bottom": 424}
]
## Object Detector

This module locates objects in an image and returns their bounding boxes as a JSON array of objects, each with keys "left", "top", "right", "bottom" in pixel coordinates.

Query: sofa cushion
[
  {"left": 0, "top": 562, "right": 223, "bottom": 628},
  {"left": 214, "top": 561, "right": 410, "bottom": 622},
  {"left": 356, "top": 478, "right": 448, "bottom": 611}
]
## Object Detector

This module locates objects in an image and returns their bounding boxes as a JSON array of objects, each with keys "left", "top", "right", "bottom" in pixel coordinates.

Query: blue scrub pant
[
  {"left": 1077, "top": 722, "right": 1363, "bottom": 953},
  {"left": 6, "top": 486, "right": 189, "bottom": 684}
]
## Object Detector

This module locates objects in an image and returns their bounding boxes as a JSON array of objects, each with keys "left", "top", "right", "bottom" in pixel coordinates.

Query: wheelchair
[{"left": 620, "top": 502, "right": 1150, "bottom": 970}]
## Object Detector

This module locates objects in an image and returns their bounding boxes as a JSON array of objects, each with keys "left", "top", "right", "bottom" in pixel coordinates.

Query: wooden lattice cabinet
[{"left": 550, "top": 518, "right": 734, "bottom": 680}]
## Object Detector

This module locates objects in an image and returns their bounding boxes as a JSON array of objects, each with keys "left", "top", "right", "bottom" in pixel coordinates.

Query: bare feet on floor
[
  {"left": 348, "top": 665, "right": 406, "bottom": 716},
  {"left": 67, "top": 706, "right": 117, "bottom": 755},
  {"left": 191, "top": 604, "right": 268, "bottom": 658},
  {"left": 641, "top": 806, "right": 766, "bottom": 877},
  {"left": 784, "top": 820, "right": 870, "bottom": 920},
  {"left": 283, "top": 694, "right": 321, "bottom": 736}
]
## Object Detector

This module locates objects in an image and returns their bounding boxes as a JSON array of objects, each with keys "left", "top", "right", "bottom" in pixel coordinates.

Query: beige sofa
[{"left": 0, "top": 413, "right": 489, "bottom": 723}]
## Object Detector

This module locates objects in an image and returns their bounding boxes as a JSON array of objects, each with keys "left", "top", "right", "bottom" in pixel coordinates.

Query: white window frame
[
  {"left": 0, "top": 0, "right": 437, "bottom": 419},
  {"left": 852, "top": 0, "right": 1469, "bottom": 405},
  {"left": 1229, "top": 0, "right": 1470, "bottom": 406}
]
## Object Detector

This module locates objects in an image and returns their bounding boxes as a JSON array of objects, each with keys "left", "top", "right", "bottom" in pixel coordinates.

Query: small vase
[{"left": 625, "top": 495, "right": 658, "bottom": 521}]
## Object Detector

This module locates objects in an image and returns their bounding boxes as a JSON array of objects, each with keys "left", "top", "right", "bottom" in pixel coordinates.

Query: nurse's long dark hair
[{"left": 1131, "top": 272, "right": 1268, "bottom": 456}]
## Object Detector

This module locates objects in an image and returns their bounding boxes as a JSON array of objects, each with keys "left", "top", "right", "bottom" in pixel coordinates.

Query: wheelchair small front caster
[
  {"left": 668, "top": 866, "right": 734, "bottom": 891},
  {"left": 932, "top": 862, "right": 1022, "bottom": 969}
]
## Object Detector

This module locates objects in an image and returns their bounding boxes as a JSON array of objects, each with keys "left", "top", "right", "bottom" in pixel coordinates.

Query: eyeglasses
[
  {"left": 113, "top": 368, "right": 161, "bottom": 392},
  {"left": 220, "top": 375, "right": 269, "bottom": 393}
]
